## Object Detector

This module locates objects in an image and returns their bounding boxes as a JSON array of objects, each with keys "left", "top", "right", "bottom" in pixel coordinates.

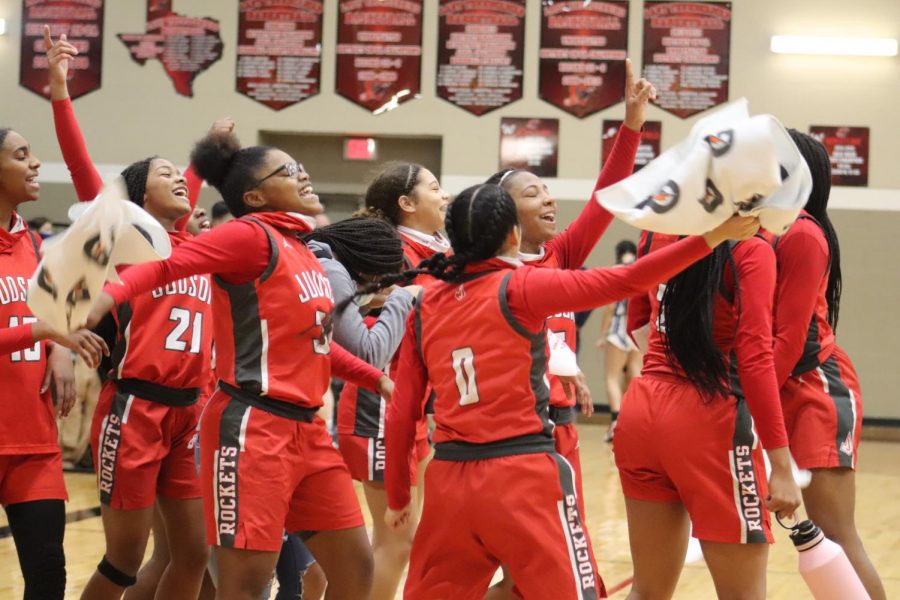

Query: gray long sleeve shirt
[{"left": 308, "top": 240, "right": 413, "bottom": 370}]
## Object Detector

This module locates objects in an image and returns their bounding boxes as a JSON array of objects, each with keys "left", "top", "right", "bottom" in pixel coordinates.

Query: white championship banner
[
  {"left": 27, "top": 177, "right": 172, "bottom": 333},
  {"left": 597, "top": 98, "right": 812, "bottom": 236}
]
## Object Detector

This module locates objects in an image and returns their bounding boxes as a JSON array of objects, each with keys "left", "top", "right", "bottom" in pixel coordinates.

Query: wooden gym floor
[{"left": 1, "top": 424, "right": 898, "bottom": 599}]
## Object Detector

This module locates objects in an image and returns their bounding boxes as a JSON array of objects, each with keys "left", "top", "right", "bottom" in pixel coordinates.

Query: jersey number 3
[
  {"left": 165, "top": 307, "right": 204, "bottom": 354},
  {"left": 451, "top": 347, "right": 480, "bottom": 406}
]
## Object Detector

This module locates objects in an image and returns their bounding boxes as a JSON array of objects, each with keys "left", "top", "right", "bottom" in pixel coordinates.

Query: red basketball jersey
[
  {"left": 0, "top": 221, "right": 56, "bottom": 455},
  {"left": 399, "top": 233, "right": 440, "bottom": 286},
  {"left": 213, "top": 218, "right": 335, "bottom": 408},
  {"left": 773, "top": 213, "right": 835, "bottom": 375},
  {"left": 112, "top": 232, "right": 213, "bottom": 389},
  {"left": 338, "top": 315, "right": 385, "bottom": 437},
  {"left": 640, "top": 233, "right": 744, "bottom": 380},
  {"left": 415, "top": 268, "right": 553, "bottom": 445},
  {"left": 523, "top": 250, "right": 578, "bottom": 408}
]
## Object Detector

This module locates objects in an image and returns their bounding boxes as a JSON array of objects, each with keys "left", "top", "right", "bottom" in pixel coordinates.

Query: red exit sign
[{"left": 344, "top": 138, "right": 377, "bottom": 161}]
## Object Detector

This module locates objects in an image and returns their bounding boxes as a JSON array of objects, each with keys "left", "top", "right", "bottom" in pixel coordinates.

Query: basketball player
[
  {"left": 772, "top": 131, "right": 885, "bottom": 599},
  {"left": 382, "top": 183, "right": 760, "bottom": 599}
]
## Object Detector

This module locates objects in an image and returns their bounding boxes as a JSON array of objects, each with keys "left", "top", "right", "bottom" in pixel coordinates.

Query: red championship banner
[
  {"left": 499, "top": 118, "right": 559, "bottom": 177},
  {"left": 437, "top": 0, "right": 526, "bottom": 116},
  {"left": 119, "top": 0, "right": 223, "bottom": 97},
  {"left": 602, "top": 120, "right": 661, "bottom": 171},
  {"left": 336, "top": 0, "right": 423, "bottom": 114},
  {"left": 539, "top": 1, "right": 628, "bottom": 118},
  {"left": 236, "top": 0, "right": 323, "bottom": 111},
  {"left": 809, "top": 126, "right": 870, "bottom": 187},
  {"left": 19, "top": 0, "right": 104, "bottom": 100},
  {"left": 642, "top": 1, "right": 731, "bottom": 119}
]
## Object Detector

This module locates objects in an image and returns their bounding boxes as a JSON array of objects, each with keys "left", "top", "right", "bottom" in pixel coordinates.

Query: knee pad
[
  {"left": 23, "top": 542, "right": 66, "bottom": 600},
  {"left": 97, "top": 555, "right": 137, "bottom": 588}
]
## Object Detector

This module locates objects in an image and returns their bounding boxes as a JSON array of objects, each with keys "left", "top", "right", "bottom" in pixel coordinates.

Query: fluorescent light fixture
[
  {"left": 771, "top": 35, "right": 898, "bottom": 57},
  {"left": 0, "top": 19, "right": 7, "bottom": 36}
]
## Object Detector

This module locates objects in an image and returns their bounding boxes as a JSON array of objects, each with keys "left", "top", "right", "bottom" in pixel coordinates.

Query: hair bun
[{"left": 190, "top": 131, "right": 241, "bottom": 190}]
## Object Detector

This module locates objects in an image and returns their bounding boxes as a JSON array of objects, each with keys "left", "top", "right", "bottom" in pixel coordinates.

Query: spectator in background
[
  {"left": 209, "top": 200, "right": 232, "bottom": 227},
  {"left": 27, "top": 216, "right": 55, "bottom": 239},
  {"left": 596, "top": 240, "right": 641, "bottom": 442}
]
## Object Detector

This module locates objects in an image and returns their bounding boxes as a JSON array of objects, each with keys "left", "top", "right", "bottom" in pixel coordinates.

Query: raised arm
[
  {"left": 173, "top": 118, "right": 235, "bottom": 232},
  {"left": 46, "top": 27, "right": 103, "bottom": 200},
  {"left": 772, "top": 227, "right": 829, "bottom": 386},
  {"left": 510, "top": 217, "right": 760, "bottom": 329},
  {"left": 547, "top": 59, "right": 654, "bottom": 268},
  {"left": 104, "top": 219, "right": 270, "bottom": 306},
  {"left": 385, "top": 316, "right": 429, "bottom": 514}
]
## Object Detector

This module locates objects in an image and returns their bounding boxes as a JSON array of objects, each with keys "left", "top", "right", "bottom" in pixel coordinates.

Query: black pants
[{"left": 5, "top": 499, "right": 66, "bottom": 599}]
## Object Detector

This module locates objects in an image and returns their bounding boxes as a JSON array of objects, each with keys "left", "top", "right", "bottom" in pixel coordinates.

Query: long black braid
[
  {"left": 354, "top": 184, "right": 519, "bottom": 297},
  {"left": 303, "top": 217, "right": 404, "bottom": 282},
  {"left": 788, "top": 129, "right": 842, "bottom": 330},
  {"left": 659, "top": 244, "right": 739, "bottom": 400}
]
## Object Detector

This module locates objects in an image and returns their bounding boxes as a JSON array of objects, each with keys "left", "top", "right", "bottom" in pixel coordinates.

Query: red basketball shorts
[
  {"left": 405, "top": 452, "right": 605, "bottom": 600},
  {"left": 0, "top": 452, "right": 67, "bottom": 505},
  {"left": 200, "top": 390, "right": 364, "bottom": 552},
  {"left": 615, "top": 376, "right": 773, "bottom": 544},
  {"left": 91, "top": 381, "right": 201, "bottom": 510},
  {"left": 553, "top": 421, "right": 587, "bottom": 516},
  {"left": 781, "top": 346, "right": 863, "bottom": 470},
  {"left": 339, "top": 433, "right": 431, "bottom": 485}
]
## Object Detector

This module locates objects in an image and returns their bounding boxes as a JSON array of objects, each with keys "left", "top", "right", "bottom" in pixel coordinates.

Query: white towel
[
  {"left": 547, "top": 330, "right": 579, "bottom": 377},
  {"left": 27, "top": 177, "right": 171, "bottom": 332},
  {"left": 597, "top": 99, "right": 811, "bottom": 236}
]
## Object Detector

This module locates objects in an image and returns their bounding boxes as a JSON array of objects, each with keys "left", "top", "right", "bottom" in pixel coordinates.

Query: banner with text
[
  {"left": 642, "top": 1, "right": 731, "bottom": 119},
  {"left": 336, "top": 0, "right": 423, "bottom": 113},
  {"left": 499, "top": 117, "right": 559, "bottom": 177},
  {"left": 236, "top": 0, "right": 323, "bottom": 110},
  {"left": 602, "top": 120, "right": 662, "bottom": 171},
  {"left": 437, "top": 0, "right": 526, "bottom": 116},
  {"left": 20, "top": 0, "right": 105, "bottom": 100},
  {"left": 809, "top": 126, "right": 869, "bottom": 187},
  {"left": 539, "top": 0, "right": 628, "bottom": 118},
  {"left": 119, "top": 0, "right": 223, "bottom": 98}
]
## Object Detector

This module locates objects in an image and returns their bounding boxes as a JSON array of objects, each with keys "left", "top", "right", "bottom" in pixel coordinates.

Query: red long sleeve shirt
[
  {"left": 772, "top": 213, "right": 833, "bottom": 386},
  {"left": 51, "top": 97, "right": 200, "bottom": 231},
  {"left": 105, "top": 216, "right": 383, "bottom": 391},
  {"left": 385, "top": 235, "right": 713, "bottom": 509},
  {"left": 634, "top": 233, "right": 789, "bottom": 451},
  {"left": 531, "top": 124, "right": 641, "bottom": 271}
]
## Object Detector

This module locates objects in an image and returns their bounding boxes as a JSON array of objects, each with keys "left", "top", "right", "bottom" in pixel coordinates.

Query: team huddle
[{"left": 0, "top": 28, "right": 887, "bottom": 600}]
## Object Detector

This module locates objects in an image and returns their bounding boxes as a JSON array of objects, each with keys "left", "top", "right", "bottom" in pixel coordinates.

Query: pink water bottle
[{"left": 788, "top": 519, "right": 869, "bottom": 599}]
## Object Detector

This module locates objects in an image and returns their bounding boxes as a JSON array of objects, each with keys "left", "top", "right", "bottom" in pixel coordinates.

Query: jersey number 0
[{"left": 451, "top": 347, "right": 480, "bottom": 406}]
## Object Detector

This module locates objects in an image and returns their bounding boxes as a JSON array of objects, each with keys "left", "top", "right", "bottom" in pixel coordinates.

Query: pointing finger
[{"left": 624, "top": 57, "right": 634, "bottom": 93}]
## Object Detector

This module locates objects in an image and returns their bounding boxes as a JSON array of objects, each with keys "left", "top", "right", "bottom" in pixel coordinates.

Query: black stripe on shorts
[
  {"left": 551, "top": 453, "right": 600, "bottom": 600},
  {"left": 214, "top": 398, "right": 250, "bottom": 548},
  {"left": 818, "top": 354, "right": 856, "bottom": 468},
  {"left": 730, "top": 399, "right": 768, "bottom": 544},
  {"left": 96, "top": 390, "right": 131, "bottom": 505}
]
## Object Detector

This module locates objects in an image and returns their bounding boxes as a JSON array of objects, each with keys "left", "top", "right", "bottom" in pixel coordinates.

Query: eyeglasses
[{"left": 251, "top": 161, "right": 304, "bottom": 189}]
